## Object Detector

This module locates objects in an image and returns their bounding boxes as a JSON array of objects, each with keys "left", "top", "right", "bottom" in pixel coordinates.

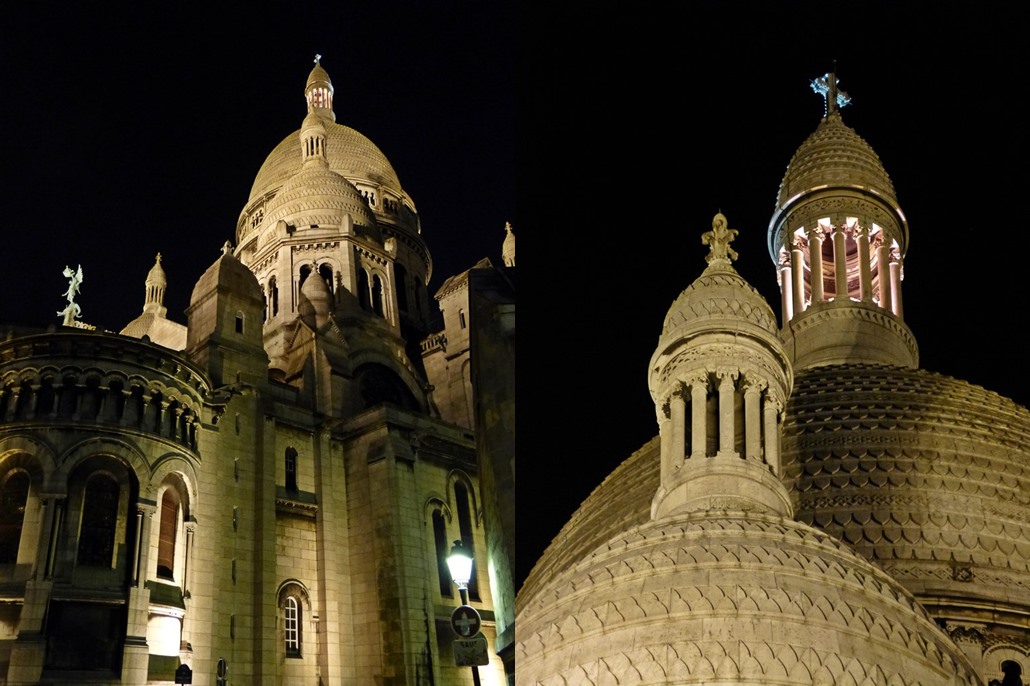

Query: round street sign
[{"left": 450, "top": 604, "right": 482, "bottom": 638}]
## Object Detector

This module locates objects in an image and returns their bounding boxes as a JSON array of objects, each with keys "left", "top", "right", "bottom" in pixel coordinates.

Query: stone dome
[
  {"left": 660, "top": 263, "right": 779, "bottom": 344},
  {"left": 262, "top": 165, "right": 379, "bottom": 240},
  {"left": 248, "top": 120, "right": 402, "bottom": 205},
  {"left": 775, "top": 111, "right": 898, "bottom": 211},
  {"left": 516, "top": 440, "right": 979, "bottom": 685},
  {"left": 784, "top": 363, "right": 1030, "bottom": 630}
]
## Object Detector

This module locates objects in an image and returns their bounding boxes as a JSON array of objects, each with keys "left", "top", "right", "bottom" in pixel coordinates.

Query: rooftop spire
[
  {"left": 305, "top": 53, "right": 335, "bottom": 122},
  {"left": 143, "top": 253, "right": 168, "bottom": 316},
  {"left": 810, "top": 63, "right": 851, "bottom": 117}
]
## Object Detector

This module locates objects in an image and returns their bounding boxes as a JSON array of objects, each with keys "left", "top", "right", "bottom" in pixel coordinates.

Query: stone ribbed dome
[
  {"left": 783, "top": 363, "right": 1030, "bottom": 628},
  {"left": 775, "top": 111, "right": 897, "bottom": 210},
  {"left": 248, "top": 121, "right": 401, "bottom": 205},
  {"left": 660, "top": 263, "right": 778, "bottom": 345},
  {"left": 262, "top": 165, "right": 379, "bottom": 239},
  {"left": 517, "top": 440, "right": 979, "bottom": 685}
]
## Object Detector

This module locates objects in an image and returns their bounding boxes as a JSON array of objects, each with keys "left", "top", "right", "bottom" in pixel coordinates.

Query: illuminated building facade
[{"left": 0, "top": 58, "right": 514, "bottom": 686}]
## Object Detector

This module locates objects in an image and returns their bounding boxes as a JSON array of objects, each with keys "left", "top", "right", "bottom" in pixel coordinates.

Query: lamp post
[{"left": 447, "top": 540, "right": 483, "bottom": 686}]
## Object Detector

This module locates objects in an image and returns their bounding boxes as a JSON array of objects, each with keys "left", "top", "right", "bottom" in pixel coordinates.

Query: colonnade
[
  {"left": 659, "top": 369, "right": 783, "bottom": 482},
  {"left": 777, "top": 220, "right": 903, "bottom": 322}
]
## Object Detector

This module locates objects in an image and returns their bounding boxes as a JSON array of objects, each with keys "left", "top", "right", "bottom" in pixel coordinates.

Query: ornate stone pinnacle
[{"left": 702, "top": 213, "right": 739, "bottom": 265}]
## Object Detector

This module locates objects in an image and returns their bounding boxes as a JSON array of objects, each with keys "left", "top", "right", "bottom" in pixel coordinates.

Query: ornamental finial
[
  {"left": 810, "top": 62, "right": 851, "bottom": 117},
  {"left": 314, "top": 53, "right": 321, "bottom": 65},
  {"left": 701, "top": 213, "right": 738, "bottom": 265}
]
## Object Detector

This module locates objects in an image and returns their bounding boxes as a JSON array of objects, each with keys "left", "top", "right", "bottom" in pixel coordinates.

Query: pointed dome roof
[
  {"left": 658, "top": 213, "right": 778, "bottom": 349},
  {"left": 776, "top": 109, "right": 898, "bottom": 209}
]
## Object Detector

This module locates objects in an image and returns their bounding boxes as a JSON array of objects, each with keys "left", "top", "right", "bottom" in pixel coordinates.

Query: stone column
[
  {"left": 4, "top": 386, "right": 20, "bottom": 422},
  {"left": 763, "top": 397, "right": 781, "bottom": 475},
  {"left": 875, "top": 237, "right": 893, "bottom": 312},
  {"left": 778, "top": 254, "right": 793, "bottom": 322},
  {"left": 742, "top": 378, "right": 763, "bottom": 462},
  {"left": 122, "top": 502, "right": 156, "bottom": 685},
  {"left": 831, "top": 223, "right": 848, "bottom": 299},
  {"left": 889, "top": 253, "right": 904, "bottom": 318},
  {"left": 658, "top": 400, "right": 673, "bottom": 484},
  {"left": 716, "top": 370, "right": 737, "bottom": 458},
  {"left": 806, "top": 226, "right": 825, "bottom": 304},
  {"left": 689, "top": 374, "right": 707, "bottom": 459},
  {"left": 790, "top": 239, "right": 806, "bottom": 317},
  {"left": 855, "top": 223, "right": 873, "bottom": 303},
  {"left": 668, "top": 386, "right": 686, "bottom": 474}
]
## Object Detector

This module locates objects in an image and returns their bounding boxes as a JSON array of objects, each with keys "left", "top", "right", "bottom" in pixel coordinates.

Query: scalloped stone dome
[
  {"left": 518, "top": 491, "right": 978, "bottom": 684},
  {"left": 784, "top": 363, "right": 1030, "bottom": 626},
  {"left": 262, "top": 165, "right": 379, "bottom": 239},
  {"left": 659, "top": 263, "right": 779, "bottom": 345},
  {"left": 249, "top": 121, "right": 402, "bottom": 205},
  {"left": 775, "top": 111, "right": 897, "bottom": 210}
]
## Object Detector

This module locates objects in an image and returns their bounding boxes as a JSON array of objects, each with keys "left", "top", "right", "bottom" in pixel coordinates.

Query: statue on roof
[{"left": 57, "top": 264, "right": 84, "bottom": 326}]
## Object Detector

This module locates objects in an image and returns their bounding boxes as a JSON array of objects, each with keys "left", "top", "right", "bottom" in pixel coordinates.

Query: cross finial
[
  {"left": 810, "top": 63, "right": 851, "bottom": 117},
  {"left": 314, "top": 53, "right": 321, "bottom": 65}
]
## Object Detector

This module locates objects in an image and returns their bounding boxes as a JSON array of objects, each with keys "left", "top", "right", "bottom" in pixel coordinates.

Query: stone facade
[{"left": 0, "top": 58, "right": 513, "bottom": 686}]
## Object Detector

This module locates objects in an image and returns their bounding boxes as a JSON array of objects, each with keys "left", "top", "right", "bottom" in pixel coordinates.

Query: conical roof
[{"left": 775, "top": 110, "right": 898, "bottom": 210}]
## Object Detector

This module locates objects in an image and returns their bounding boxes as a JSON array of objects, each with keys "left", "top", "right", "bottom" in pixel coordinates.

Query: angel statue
[{"left": 57, "top": 264, "right": 84, "bottom": 326}]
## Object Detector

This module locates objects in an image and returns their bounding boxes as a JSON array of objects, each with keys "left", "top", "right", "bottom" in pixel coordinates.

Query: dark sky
[
  {"left": 519, "top": 3, "right": 1030, "bottom": 591},
  {"left": 0, "top": 3, "right": 515, "bottom": 332}
]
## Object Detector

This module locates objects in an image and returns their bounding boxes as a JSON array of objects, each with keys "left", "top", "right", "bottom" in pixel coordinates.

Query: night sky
[
  {"left": 0, "top": 4, "right": 515, "bottom": 333},
  {"left": 519, "top": 3, "right": 1030, "bottom": 591}
]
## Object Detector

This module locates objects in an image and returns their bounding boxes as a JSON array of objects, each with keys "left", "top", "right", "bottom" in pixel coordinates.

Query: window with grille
[{"left": 284, "top": 596, "right": 301, "bottom": 657}]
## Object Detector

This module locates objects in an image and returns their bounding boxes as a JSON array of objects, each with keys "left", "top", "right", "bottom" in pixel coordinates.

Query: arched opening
[
  {"left": 77, "top": 474, "right": 120, "bottom": 567},
  {"left": 0, "top": 470, "right": 30, "bottom": 564},
  {"left": 156, "top": 489, "right": 180, "bottom": 580}
]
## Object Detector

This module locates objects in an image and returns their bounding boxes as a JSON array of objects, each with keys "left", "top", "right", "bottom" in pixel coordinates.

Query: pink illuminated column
[
  {"left": 806, "top": 226, "right": 825, "bottom": 304},
  {"left": 855, "top": 223, "right": 873, "bottom": 303},
  {"left": 779, "top": 253, "right": 794, "bottom": 322},
  {"left": 791, "top": 238, "right": 806, "bottom": 317},
  {"left": 831, "top": 223, "right": 848, "bottom": 299}
]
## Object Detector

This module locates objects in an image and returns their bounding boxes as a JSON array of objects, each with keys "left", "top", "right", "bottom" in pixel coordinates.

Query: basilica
[
  {"left": 517, "top": 73, "right": 1029, "bottom": 686},
  {"left": 0, "top": 58, "right": 514, "bottom": 686}
]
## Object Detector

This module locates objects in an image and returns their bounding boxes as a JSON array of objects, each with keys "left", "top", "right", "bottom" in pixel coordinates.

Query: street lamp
[
  {"left": 446, "top": 540, "right": 483, "bottom": 686},
  {"left": 446, "top": 539, "right": 474, "bottom": 604}
]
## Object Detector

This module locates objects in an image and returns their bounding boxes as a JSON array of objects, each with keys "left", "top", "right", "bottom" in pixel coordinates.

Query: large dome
[
  {"left": 262, "top": 164, "right": 378, "bottom": 238},
  {"left": 249, "top": 120, "right": 402, "bottom": 206},
  {"left": 517, "top": 441, "right": 979, "bottom": 685},
  {"left": 784, "top": 363, "right": 1030, "bottom": 637}
]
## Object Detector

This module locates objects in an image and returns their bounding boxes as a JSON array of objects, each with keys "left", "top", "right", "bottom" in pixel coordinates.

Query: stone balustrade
[{"left": 0, "top": 329, "right": 211, "bottom": 454}]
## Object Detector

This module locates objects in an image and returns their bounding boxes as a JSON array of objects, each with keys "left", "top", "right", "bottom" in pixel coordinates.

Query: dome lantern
[{"left": 305, "top": 54, "right": 335, "bottom": 122}]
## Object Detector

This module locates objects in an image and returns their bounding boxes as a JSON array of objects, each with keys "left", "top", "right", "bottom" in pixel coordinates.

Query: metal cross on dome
[
  {"left": 811, "top": 68, "right": 851, "bottom": 116},
  {"left": 314, "top": 54, "right": 321, "bottom": 65}
]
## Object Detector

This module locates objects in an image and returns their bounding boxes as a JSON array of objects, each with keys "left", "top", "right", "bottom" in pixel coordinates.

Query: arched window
[
  {"left": 284, "top": 595, "right": 301, "bottom": 657},
  {"left": 455, "top": 482, "right": 480, "bottom": 600},
  {"left": 78, "top": 474, "right": 120, "bottom": 567},
  {"left": 372, "top": 274, "right": 385, "bottom": 316},
  {"left": 157, "top": 489, "right": 180, "bottom": 580},
  {"left": 269, "top": 276, "right": 279, "bottom": 317},
  {"left": 432, "top": 510, "right": 452, "bottom": 597},
  {"left": 299, "top": 264, "right": 312, "bottom": 292},
  {"left": 0, "top": 471, "right": 30, "bottom": 564},
  {"left": 285, "top": 448, "right": 298, "bottom": 491},
  {"left": 318, "top": 264, "right": 334, "bottom": 297}
]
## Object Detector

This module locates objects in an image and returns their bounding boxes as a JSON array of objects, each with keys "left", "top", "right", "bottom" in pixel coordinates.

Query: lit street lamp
[{"left": 447, "top": 540, "right": 485, "bottom": 685}]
